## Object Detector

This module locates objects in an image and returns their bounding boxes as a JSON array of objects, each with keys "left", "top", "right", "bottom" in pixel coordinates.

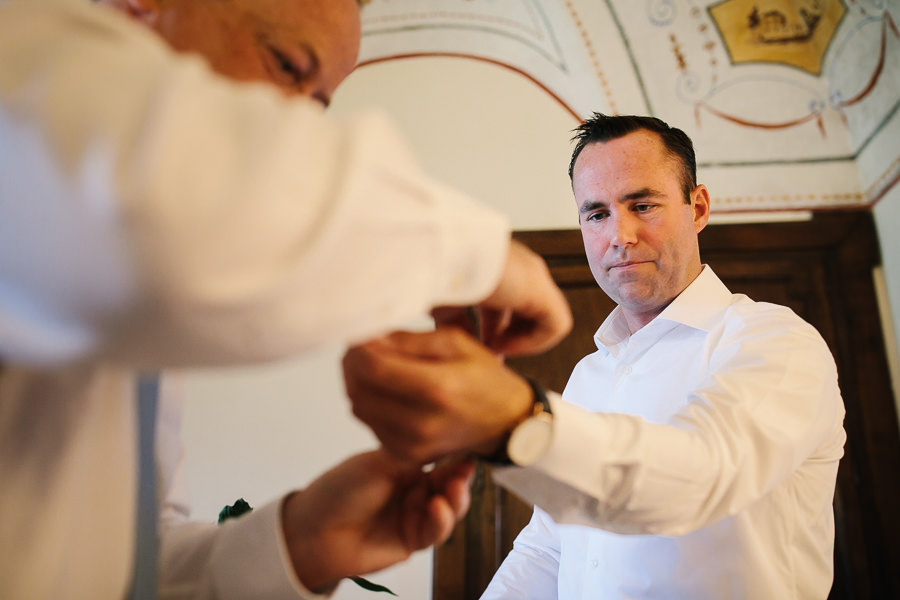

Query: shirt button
[
  {"left": 621, "top": 365, "right": 632, "bottom": 376},
  {"left": 591, "top": 558, "right": 599, "bottom": 568}
]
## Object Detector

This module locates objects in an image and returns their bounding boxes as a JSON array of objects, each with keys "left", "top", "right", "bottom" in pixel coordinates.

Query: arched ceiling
[{"left": 356, "top": 0, "right": 900, "bottom": 214}]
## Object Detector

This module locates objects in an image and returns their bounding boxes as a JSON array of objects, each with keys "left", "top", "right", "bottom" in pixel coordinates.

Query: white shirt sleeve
[
  {"left": 155, "top": 377, "right": 329, "bottom": 600},
  {"left": 0, "top": 0, "right": 510, "bottom": 367},
  {"left": 479, "top": 507, "right": 560, "bottom": 600},
  {"left": 494, "top": 308, "right": 845, "bottom": 536}
]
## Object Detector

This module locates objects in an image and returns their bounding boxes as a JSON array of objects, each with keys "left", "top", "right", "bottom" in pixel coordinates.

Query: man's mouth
[{"left": 609, "top": 260, "right": 648, "bottom": 271}]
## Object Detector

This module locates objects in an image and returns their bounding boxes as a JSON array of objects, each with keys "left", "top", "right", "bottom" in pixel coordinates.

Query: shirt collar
[{"left": 593, "top": 265, "right": 732, "bottom": 354}]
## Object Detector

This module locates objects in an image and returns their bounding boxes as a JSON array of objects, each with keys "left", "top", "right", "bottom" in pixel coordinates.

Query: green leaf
[
  {"left": 218, "top": 498, "right": 253, "bottom": 524},
  {"left": 349, "top": 576, "right": 398, "bottom": 596}
]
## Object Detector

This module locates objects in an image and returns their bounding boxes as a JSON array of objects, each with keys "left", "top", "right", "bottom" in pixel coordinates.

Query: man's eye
[
  {"left": 586, "top": 212, "right": 607, "bottom": 222},
  {"left": 270, "top": 48, "right": 302, "bottom": 82},
  {"left": 634, "top": 204, "right": 653, "bottom": 213}
]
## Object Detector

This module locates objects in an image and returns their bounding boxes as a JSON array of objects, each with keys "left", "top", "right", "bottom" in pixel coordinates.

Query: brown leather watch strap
[{"left": 480, "top": 377, "right": 550, "bottom": 466}]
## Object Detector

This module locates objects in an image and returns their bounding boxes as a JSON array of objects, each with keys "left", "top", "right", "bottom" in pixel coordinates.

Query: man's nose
[{"left": 610, "top": 213, "right": 638, "bottom": 247}]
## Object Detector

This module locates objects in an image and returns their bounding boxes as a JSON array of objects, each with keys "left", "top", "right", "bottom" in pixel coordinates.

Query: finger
[
  {"left": 421, "top": 495, "right": 457, "bottom": 548},
  {"left": 381, "top": 327, "right": 481, "bottom": 361},
  {"left": 345, "top": 361, "right": 436, "bottom": 413},
  {"left": 488, "top": 303, "right": 572, "bottom": 357},
  {"left": 343, "top": 332, "right": 457, "bottom": 399},
  {"left": 346, "top": 369, "right": 465, "bottom": 465},
  {"left": 344, "top": 350, "right": 464, "bottom": 464},
  {"left": 478, "top": 307, "right": 512, "bottom": 347},
  {"left": 344, "top": 329, "right": 491, "bottom": 400},
  {"left": 401, "top": 477, "right": 431, "bottom": 550},
  {"left": 442, "top": 471, "right": 473, "bottom": 519},
  {"left": 477, "top": 240, "right": 573, "bottom": 356},
  {"left": 349, "top": 398, "right": 442, "bottom": 464},
  {"left": 429, "top": 458, "right": 475, "bottom": 516},
  {"left": 343, "top": 342, "right": 430, "bottom": 401},
  {"left": 428, "top": 456, "right": 475, "bottom": 490},
  {"left": 431, "top": 306, "right": 477, "bottom": 336}
]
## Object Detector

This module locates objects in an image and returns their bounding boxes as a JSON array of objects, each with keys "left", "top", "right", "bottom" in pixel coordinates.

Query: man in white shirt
[
  {"left": 343, "top": 113, "right": 846, "bottom": 598},
  {"left": 0, "top": 0, "right": 572, "bottom": 598}
]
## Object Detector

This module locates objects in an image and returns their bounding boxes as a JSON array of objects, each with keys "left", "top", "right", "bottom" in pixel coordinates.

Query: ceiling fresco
[
  {"left": 709, "top": 0, "right": 846, "bottom": 75},
  {"left": 356, "top": 0, "right": 899, "bottom": 214}
]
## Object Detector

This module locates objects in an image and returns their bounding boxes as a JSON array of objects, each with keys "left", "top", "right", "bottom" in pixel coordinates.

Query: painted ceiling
[{"left": 356, "top": 0, "right": 900, "bottom": 214}]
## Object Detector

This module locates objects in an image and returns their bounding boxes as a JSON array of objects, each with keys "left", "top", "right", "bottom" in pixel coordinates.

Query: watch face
[{"left": 508, "top": 413, "right": 553, "bottom": 466}]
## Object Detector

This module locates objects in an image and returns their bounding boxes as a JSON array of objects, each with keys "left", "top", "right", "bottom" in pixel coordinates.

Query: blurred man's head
[{"left": 102, "top": 0, "right": 361, "bottom": 106}]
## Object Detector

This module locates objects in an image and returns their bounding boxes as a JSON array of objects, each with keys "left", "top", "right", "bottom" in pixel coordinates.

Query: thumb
[
  {"left": 431, "top": 306, "right": 478, "bottom": 336},
  {"left": 380, "top": 327, "right": 483, "bottom": 361}
]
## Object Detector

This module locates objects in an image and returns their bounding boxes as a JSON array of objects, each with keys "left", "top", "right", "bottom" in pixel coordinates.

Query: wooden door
[{"left": 433, "top": 210, "right": 900, "bottom": 599}]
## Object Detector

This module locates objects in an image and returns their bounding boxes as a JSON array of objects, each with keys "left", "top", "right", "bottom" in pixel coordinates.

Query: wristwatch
[{"left": 485, "top": 378, "right": 554, "bottom": 466}]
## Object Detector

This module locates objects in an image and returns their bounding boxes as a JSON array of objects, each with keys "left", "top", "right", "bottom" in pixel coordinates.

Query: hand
[
  {"left": 282, "top": 449, "right": 475, "bottom": 594},
  {"left": 343, "top": 327, "right": 535, "bottom": 464},
  {"left": 435, "top": 239, "right": 572, "bottom": 357}
]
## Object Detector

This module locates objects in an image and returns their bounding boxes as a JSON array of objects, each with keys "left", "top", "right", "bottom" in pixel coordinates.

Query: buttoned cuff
[
  {"left": 491, "top": 392, "right": 637, "bottom": 526},
  {"left": 208, "top": 497, "right": 332, "bottom": 600}
]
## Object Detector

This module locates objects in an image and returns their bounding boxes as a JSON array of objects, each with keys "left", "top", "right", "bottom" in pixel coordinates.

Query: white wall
[
  {"left": 180, "top": 55, "right": 900, "bottom": 598},
  {"left": 330, "top": 57, "right": 580, "bottom": 230}
]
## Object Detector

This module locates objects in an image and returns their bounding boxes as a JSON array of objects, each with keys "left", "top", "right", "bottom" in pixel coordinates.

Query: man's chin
[{"left": 609, "top": 283, "right": 656, "bottom": 308}]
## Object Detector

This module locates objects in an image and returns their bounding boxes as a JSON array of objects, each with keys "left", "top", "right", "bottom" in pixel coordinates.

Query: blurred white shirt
[{"left": 0, "top": 0, "right": 509, "bottom": 598}]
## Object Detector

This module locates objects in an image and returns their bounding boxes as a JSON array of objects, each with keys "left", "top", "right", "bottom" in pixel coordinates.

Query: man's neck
[
  {"left": 623, "top": 264, "right": 707, "bottom": 333},
  {"left": 621, "top": 306, "right": 666, "bottom": 335}
]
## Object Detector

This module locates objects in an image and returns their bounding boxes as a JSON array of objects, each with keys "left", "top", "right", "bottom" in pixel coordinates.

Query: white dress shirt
[
  {"left": 0, "top": 0, "right": 510, "bottom": 597},
  {"left": 485, "top": 267, "right": 846, "bottom": 599}
]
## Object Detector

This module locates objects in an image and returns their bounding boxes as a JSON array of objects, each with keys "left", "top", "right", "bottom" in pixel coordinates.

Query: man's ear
[{"left": 690, "top": 184, "right": 711, "bottom": 234}]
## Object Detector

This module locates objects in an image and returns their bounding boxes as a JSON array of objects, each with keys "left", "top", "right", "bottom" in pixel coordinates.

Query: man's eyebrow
[
  {"left": 579, "top": 200, "right": 607, "bottom": 215},
  {"left": 621, "top": 187, "right": 665, "bottom": 201}
]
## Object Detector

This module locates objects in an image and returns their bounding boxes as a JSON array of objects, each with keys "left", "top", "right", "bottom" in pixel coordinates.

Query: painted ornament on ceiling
[{"left": 709, "top": 0, "right": 846, "bottom": 75}]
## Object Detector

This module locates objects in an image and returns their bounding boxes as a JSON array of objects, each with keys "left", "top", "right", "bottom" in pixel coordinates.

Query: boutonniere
[{"left": 218, "top": 498, "right": 397, "bottom": 596}]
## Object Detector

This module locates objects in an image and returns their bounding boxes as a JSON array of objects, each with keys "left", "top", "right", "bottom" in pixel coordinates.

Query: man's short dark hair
[{"left": 568, "top": 113, "right": 697, "bottom": 202}]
